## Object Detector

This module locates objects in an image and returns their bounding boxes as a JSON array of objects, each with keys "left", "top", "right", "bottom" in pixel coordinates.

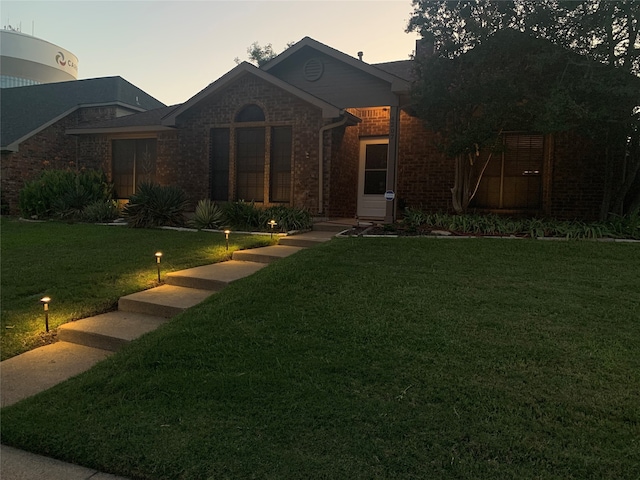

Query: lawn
[
  {"left": 0, "top": 218, "right": 274, "bottom": 360},
  {"left": 1, "top": 237, "right": 639, "bottom": 479}
]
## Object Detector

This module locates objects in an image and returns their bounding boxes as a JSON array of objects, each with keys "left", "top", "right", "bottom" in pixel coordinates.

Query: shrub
[
  {"left": 264, "top": 205, "right": 313, "bottom": 232},
  {"left": 123, "top": 182, "right": 189, "bottom": 228},
  {"left": 220, "top": 201, "right": 313, "bottom": 232},
  {"left": 82, "top": 200, "right": 121, "bottom": 223},
  {"left": 401, "top": 208, "right": 640, "bottom": 239},
  {"left": 190, "top": 199, "right": 224, "bottom": 230},
  {"left": 19, "top": 169, "right": 113, "bottom": 219},
  {"left": 221, "top": 201, "right": 267, "bottom": 231},
  {"left": 605, "top": 210, "right": 640, "bottom": 239}
]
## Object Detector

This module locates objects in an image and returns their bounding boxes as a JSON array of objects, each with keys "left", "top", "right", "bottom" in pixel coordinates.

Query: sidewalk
[{"left": 0, "top": 229, "right": 340, "bottom": 480}]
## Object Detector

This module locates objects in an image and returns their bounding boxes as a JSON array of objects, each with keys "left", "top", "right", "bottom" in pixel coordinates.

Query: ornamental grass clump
[{"left": 123, "top": 182, "right": 189, "bottom": 228}]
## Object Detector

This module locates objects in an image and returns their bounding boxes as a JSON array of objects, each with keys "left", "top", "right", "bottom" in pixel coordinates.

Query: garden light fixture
[
  {"left": 155, "top": 252, "right": 163, "bottom": 282},
  {"left": 269, "top": 219, "right": 277, "bottom": 239},
  {"left": 224, "top": 230, "right": 230, "bottom": 251},
  {"left": 40, "top": 296, "right": 51, "bottom": 332}
]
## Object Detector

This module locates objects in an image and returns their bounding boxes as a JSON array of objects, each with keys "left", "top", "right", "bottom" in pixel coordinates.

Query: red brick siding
[
  {"left": 397, "top": 112, "right": 454, "bottom": 213},
  {"left": 1, "top": 106, "right": 118, "bottom": 215},
  {"left": 328, "top": 125, "right": 359, "bottom": 217},
  {"left": 546, "top": 131, "right": 606, "bottom": 221},
  {"left": 173, "top": 75, "right": 325, "bottom": 212}
]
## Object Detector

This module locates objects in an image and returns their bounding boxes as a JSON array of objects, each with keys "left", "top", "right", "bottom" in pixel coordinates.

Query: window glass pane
[
  {"left": 112, "top": 139, "right": 157, "bottom": 199},
  {"left": 235, "top": 104, "right": 265, "bottom": 122},
  {"left": 210, "top": 128, "right": 230, "bottom": 201},
  {"left": 365, "top": 144, "right": 387, "bottom": 170},
  {"left": 270, "top": 126, "right": 292, "bottom": 202},
  {"left": 236, "top": 127, "right": 265, "bottom": 201},
  {"left": 112, "top": 140, "right": 135, "bottom": 198},
  {"left": 470, "top": 133, "right": 543, "bottom": 209},
  {"left": 135, "top": 139, "right": 156, "bottom": 187},
  {"left": 364, "top": 171, "right": 387, "bottom": 195}
]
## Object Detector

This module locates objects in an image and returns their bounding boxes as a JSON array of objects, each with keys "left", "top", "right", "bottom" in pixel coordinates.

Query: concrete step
[
  {"left": 278, "top": 230, "right": 336, "bottom": 247},
  {"left": 232, "top": 245, "right": 304, "bottom": 264},
  {"left": 57, "top": 311, "right": 170, "bottom": 352},
  {"left": 1, "top": 342, "right": 113, "bottom": 407},
  {"left": 118, "top": 284, "right": 213, "bottom": 318},
  {"left": 166, "top": 260, "right": 266, "bottom": 290}
]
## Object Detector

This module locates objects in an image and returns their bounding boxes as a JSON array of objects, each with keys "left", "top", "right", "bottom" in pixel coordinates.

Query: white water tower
[{"left": 0, "top": 28, "right": 78, "bottom": 88}]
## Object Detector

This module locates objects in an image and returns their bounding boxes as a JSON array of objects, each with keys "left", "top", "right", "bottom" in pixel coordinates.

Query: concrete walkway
[{"left": 0, "top": 229, "right": 340, "bottom": 480}]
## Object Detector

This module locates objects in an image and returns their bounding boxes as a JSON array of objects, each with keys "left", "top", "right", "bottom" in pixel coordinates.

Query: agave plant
[
  {"left": 123, "top": 182, "right": 189, "bottom": 228},
  {"left": 190, "top": 199, "right": 224, "bottom": 230}
]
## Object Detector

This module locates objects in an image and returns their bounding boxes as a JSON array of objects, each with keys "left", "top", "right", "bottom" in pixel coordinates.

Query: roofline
[
  {"left": 261, "top": 37, "right": 411, "bottom": 94},
  {"left": 162, "top": 62, "right": 348, "bottom": 126},
  {"left": 2, "top": 101, "right": 149, "bottom": 152}
]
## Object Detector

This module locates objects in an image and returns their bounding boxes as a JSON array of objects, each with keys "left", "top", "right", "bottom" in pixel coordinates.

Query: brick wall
[
  {"left": 1, "top": 106, "right": 120, "bottom": 215},
  {"left": 397, "top": 112, "right": 454, "bottom": 213},
  {"left": 328, "top": 125, "right": 358, "bottom": 217},
  {"left": 173, "top": 75, "right": 325, "bottom": 212},
  {"left": 547, "top": 131, "right": 606, "bottom": 220}
]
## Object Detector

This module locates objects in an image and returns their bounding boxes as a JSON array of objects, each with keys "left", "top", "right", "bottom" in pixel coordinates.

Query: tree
[
  {"left": 407, "top": 0, "right": 640, "bottom": 217},
  {"left": 235, "top": 41, "right": 294, "bottom": 67}
]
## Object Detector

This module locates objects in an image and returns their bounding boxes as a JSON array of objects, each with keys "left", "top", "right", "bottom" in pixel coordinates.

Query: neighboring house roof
[
  {"left": 67, "top": 104, "right": 180, "bottom": 134},
  {"left": 1, "top": 76, "right": 166, "bottom": 151},
  {"left": 162, "top": 61, "right": 360, "bottom": 126},
  {"left": 261, "top": 37, "right": 411, "bottom": 94}
]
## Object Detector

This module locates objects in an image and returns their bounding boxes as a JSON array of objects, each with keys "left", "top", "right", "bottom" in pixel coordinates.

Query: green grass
[
  {"left": 2, "top": 238, "right": 639, "bottom": 479},
  {"left": 0, "top": 218, "right": 274, "bottom": 360}
]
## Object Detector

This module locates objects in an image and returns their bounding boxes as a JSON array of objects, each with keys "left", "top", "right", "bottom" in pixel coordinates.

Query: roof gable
[
  {"left": 262, "top": 37, "right": 410, "bottom": 95},
  {"left": 161, "top": 62, "right": 348, "bottom": 126},
  {"left": 1, "top": 76, "right": 165, "bottom": 151}
]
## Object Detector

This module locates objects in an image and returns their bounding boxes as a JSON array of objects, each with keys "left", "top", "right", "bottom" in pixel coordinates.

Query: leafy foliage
[
  {"left": 123, "top": 182, "right": 189, "bottom": 228},
  {"left": 234, "top": 41, "right": 294, "bottom": 67},
  {"left": 407, "top": 1, "right": 640, "bottom": 218},
  {"left": 190, "top": 199, "right": 224, "bottom": 230},
  {"left": 19, "top": 169, "right": 113, "bottom": 219},
  {"left": 403, "top": 207, "right": 640, "bottom": 239},
  {"left": 220, "top": 201, "right": 312, "bottom": 232},
  {"left": 82, "top": 200, "right": 121, "bottom": 223}
]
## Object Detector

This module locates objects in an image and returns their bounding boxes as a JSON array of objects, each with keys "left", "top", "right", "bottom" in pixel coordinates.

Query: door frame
[{"left": 357, "top": 137, "right": 389, "bottom": 219}]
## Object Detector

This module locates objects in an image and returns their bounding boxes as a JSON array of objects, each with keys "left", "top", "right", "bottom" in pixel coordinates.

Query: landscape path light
[
  {"left": 40, "top": 296, "right": 51, "bottom": 333},
  {"left": 269, "top": 220, "right": 277, "bottom": 239},
  {"left": 155, "top": 252, "right": 163, "bottom": 282},
  {"left": 224, "top": 230, "right": 231, "bottom": 251}
]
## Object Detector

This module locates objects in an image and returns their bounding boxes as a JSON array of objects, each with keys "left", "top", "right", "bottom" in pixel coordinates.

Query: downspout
[{"left": 318, "top": 115, "right": 349, "bottom": 214}]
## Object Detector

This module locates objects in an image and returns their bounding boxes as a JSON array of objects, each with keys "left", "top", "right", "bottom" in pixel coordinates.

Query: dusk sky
[{"left": 2, "top": 0, "right": 420, "bottom": 105}]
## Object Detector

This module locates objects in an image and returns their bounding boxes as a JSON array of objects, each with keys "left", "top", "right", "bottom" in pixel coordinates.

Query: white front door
[{"left": 357, "top": 138, "right": 388, "bottom": 219}]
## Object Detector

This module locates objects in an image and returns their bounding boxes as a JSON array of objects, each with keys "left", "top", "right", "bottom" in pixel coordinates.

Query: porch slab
[
  {"left": 232, "top": 245, "right": 304, "bottom": 264},
  {"left": 57, "top": 311, "right": 170, "bottom": 352},
  {"left": 166, "top": 260, "right": 267, "bottom": 290},
  {"left": 118, "top": 285, "right": 213, "bottom": 318}
]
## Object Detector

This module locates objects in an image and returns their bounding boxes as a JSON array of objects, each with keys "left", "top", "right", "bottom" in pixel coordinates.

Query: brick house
[
  {"left": 0, "top": 76, "right": 165, "bottom": 214},
  {"left": 5, "top": 37, "right": 621, "bottom": 221}
]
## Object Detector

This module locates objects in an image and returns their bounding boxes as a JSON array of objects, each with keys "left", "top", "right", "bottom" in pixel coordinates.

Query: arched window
[{"left": 235, "top": 104, "right": 265, "bottom": 122}]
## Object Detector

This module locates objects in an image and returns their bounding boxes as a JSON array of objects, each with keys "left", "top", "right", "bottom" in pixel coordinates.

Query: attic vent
[{"left": 303, "top": 58, "right": 324, "bottom": 82}]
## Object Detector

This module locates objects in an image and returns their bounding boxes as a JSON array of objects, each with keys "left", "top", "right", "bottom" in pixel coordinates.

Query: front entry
[{"left": 357, "top": 138, "right": 388, "bottom": 219}]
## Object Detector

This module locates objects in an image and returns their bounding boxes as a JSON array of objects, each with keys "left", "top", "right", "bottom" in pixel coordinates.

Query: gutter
[{"left": 317, "top": 116, "right": 350, "bottom": 214}]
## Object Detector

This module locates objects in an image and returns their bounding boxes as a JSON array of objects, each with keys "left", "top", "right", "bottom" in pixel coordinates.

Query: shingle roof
[
  {"left": 67, "top": 104, "right": 180, "bottom": 133},
  {"left": 1, "top": 76, "right": 165, "bottom": 150},
  {"left": 373, "top": 60, "right": 415, "bottom": 82}
]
